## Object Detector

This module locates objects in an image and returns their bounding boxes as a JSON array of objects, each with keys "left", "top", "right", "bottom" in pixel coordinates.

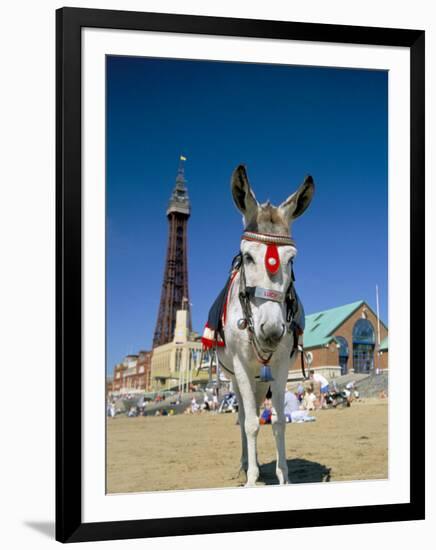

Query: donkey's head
[{"left": 231, "top": 164, "right": 314, "bottom": 353}]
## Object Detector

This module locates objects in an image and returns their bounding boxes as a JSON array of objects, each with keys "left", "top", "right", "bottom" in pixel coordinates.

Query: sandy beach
[{"left": 106, "top": 398, "right": 388, "bottom": 494}]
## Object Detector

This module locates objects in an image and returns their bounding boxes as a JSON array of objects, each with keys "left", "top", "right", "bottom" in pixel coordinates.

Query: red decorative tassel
[
  {"left": 201, "top": 338, "right": 225, "bottom": 349},
  {"left": 201, "top": 338, "right": 215, "bottom": 349}
]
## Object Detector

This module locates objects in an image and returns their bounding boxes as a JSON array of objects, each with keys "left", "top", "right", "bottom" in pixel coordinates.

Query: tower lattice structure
[{"left": 152, "top": 159, "right": 192, "bottom": 348}]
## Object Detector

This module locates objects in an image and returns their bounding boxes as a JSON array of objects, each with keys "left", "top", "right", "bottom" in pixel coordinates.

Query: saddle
[{"left": 201, "top": 254, "right": 240, "bottom": 349}]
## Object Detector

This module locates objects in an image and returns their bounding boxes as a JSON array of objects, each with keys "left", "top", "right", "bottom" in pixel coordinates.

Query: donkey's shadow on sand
[{"left": 259, "top": 458, "right": 331, "bottom": 485}]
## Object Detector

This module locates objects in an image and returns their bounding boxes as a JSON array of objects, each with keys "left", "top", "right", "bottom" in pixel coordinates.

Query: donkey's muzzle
[{"left": 260, "top": 323, "right": 285, "bottom": 348}]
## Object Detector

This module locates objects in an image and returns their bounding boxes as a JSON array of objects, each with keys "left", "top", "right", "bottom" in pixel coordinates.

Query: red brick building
[
  {"left": 137, "top": 350, "right": 152, "bottom": 390},
  {"left": 293, "top": 300, "right": 388, "bottom": 377},
  {"left": 111, "top": 351, "right": 152, "bottom": 393}
]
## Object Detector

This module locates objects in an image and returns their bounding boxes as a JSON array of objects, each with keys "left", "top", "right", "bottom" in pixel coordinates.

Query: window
[
  {"left": 353, "top": 319, "right": 375, "bottom": 344},
  {"left": 335, "top": 335, "right": 349, "bottom": 375},
  {"left": 335, "top": 336, "right": 349, "bottom": 356},
  {"left": 352, "top": 319, "right": 375, "bottom": 373}
]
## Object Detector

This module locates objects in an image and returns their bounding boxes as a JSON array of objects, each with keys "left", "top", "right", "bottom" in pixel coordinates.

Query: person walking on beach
[{"left": 309, "top": 369, "right": 329, "bottom": 409}]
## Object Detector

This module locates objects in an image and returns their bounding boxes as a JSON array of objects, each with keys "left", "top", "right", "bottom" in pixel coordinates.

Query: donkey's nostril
[
  {"left": 270, "top": 324, "right": 286, "bottom": 343},
  {"left": 260, "top": 323, "right": 285, "bottom": 345}
]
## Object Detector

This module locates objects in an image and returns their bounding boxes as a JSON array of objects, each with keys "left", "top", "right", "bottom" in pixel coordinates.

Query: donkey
[{"left": 217, "top": 165, "right": 314, "bottom": 487}]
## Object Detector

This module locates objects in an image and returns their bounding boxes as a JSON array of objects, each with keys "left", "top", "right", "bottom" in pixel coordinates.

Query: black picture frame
[{"left": 56, "top": 7, "right": 425, "bottom": 543}]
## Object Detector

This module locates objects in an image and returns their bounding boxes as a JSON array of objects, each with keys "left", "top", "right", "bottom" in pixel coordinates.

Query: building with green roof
[{"left": 295, "top": 300, "right": 388, "bottom": 378}]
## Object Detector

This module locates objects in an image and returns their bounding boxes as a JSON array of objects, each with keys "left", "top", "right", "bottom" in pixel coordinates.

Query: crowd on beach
[
  {"left": 106, "top": 386, "right": 220, "bottom": 418},
  {"left": 107, "top": 370, "right": 360, "bottom": 421},
  {"left": 183, "top": 371, "right": 359, "bottom": 424},
  {"left": 106, "top": 390, "right": 175, "bottom": 418},
  {"left": 303, "top": 370, "right": 359, "bottom": 410},
  {"left": 184, "top": 386, "right": 230, "bottom": 414},
  {"left": 259, "top": 371, "right": 359, "bottom": 425}
]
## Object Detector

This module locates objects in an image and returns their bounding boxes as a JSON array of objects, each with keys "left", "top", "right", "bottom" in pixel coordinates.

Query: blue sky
[{"left": 106, "top": 56, "right": 388, "bottom": 374}]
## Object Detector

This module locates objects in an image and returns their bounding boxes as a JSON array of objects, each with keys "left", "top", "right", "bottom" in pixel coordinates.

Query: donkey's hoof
[
  {"left": 244, "top": 480, "right": 258, "bottom": 488},
  {"left": 276, "top": 477, "right": 290, "bottom": 485},
  {"left": 276, "top": 471, "right": 290, "bottom": 485},
  {"left": 245, "top": 469, "right": 260, "bottom": 487}
]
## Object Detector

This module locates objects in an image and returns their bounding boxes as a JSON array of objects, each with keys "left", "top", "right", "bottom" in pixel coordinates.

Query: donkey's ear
[
  {"left": 279, "top": 175, "right": 315, "bottom": 223},
  {"left": 231, "top": 165, "right": 259, "bottom": 222}
]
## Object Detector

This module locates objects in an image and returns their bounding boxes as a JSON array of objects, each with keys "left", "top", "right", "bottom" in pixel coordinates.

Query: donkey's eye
[{"left": 244, "top": 253, "right": 255, "bottom": 264}]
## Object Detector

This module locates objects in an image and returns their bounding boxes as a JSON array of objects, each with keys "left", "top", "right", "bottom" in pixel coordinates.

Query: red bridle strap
[{"left": 241, "top": 231, "right": 296, "bottom": 247}]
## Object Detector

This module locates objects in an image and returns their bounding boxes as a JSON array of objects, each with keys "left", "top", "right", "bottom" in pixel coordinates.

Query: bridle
[{"left": 237, "top": 231, "right": 303, "bottom": 372}]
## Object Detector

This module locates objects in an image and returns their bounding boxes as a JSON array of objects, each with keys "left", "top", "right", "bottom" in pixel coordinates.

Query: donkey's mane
[{"left": 244, "top": 202, "right": 289, "bottom": 236}]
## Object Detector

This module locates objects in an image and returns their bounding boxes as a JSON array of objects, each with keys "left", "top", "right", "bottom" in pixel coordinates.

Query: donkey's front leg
[
  {"left": 271, "top": 373, "right": 289, "bottom": 484},
  {"left": 233, "top": 382, "right": 248, "bottom": 475},
  {"left": 234, "top": 364, "right": 259, "bottom": 487},
  {"left": 244, "top": 401, "right": 260, "bottom": 487}
]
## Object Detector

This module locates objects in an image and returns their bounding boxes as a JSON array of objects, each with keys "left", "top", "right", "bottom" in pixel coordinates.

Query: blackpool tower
[{"left": 152, "top": 157, "right": 192, "bottom": 348}]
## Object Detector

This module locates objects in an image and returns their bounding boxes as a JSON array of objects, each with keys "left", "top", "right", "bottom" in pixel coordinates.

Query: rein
[{"left": 238, "top": 260, "right": 274, "bottom": 365}]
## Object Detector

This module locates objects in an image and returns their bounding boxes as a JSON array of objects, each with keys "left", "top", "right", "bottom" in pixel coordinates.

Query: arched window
[
  {"left": 353, "top": 319, "right": 376, "bottom": 344},
  {"left": 352, "top": 319, "right": 375, "bottom": 373},
  {"left": 336, "top": 335, "right": 349, "bottom": 355},
  {"left": 335, "top": 336, "right": 349, "bottom": 375}
]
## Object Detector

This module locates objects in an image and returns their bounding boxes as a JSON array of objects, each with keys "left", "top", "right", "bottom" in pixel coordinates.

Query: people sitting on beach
[
  {"left": 302, "top": 384, "right": 317, "bottom": 411},
  {"left": 284, "top": 386, "right": 316, "bottom": 423},
  {"left": 296, "top": 383, "right": 305, "bottom": 402},
  {"left": 259, "top": 404, "right": 272, "bottom": 425},
  {"left": 325, "top": 388, "right": 351, "bottom": 408},
  {"left": 202, "top": 393, "right": 211, "bottom": 411},
  {"left": 344, "top": 383, "right": 358, "bottom": 401},
  {"left": 284, "top": 387, "right": 300, "bottom": 422},
  {"left": 211, "top": 388, "right": 219, "bottom": 411},
  {"left": 258, "top": 394, "right": 272, "bottom": 425},
  {"left": 190, "top": 396, "right": 200, "bottom": 414},
  {"left": 219, "top": 392, "right": 237, "bottom": 413},
  {"left": 128, "top": 406, "right": 138, "bottom": 417},
  {"left": 107, "top": 403, "right": 115, "bottom": 417}
]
